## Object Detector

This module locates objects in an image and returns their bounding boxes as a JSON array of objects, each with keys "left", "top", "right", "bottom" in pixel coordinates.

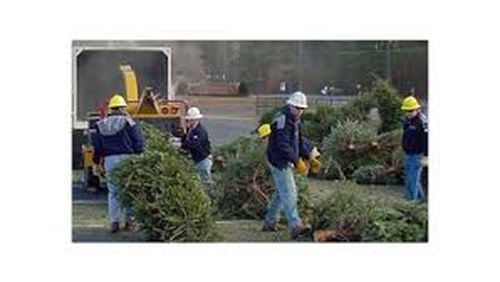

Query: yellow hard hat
[
  {"left": 257, "top": 124, "right": 271, "bottom": 138},
  {"left": 401, "top": 96, "right": 421, "bottom": 111},
  {"left": 108, "top": 94, "right": 127, "bottom": 109}
]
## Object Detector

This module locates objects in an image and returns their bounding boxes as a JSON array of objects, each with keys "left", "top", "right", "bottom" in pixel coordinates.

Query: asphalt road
[{"left": 181, "top": 95, "right": 259, "bottom": 145}]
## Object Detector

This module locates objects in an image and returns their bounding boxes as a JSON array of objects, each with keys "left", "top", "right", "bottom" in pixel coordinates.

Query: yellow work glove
[
  {"left": 295, "top": 158, "right": 309, "bottom": 176},
  {"left": 310, "top": 158, "right": 321, "bottom": 175},
  {"left": 308, "top": 147, "right": 321, "bottom": 174}
]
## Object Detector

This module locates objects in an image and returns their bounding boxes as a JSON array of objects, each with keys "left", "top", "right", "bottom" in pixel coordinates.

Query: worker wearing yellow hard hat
[
  {"left": 401, "top": 96, "right": 421, "bottom": 111},
  {"left": 401, "top": 95, "right": 428, "bottom": 203},
  {"left": 108, "top": 94, "right": 128, "bottom": 109},
  {"left": 92, "top": 93, "right": 144, "bottom": 233}
]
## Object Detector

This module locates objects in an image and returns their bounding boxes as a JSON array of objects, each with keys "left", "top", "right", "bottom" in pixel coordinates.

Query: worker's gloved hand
[
  {"left": 169, "top": 137, "right": 182, "bottom": 149},
  {"left": 295, "top": 158, "right": 309, "bottom": 176},
  {"left": 93, "top": 163, "right": 104, "bottom": 176},
  {"left": 308, "top": 147, "right": 321, "bottom": 174},
  {"left": 421, "top": 156, "right": 428, "bottom": 167},
  {"left": 309, "top": 147, "right": 321, "bottom": 161},
  {"left": 310, "top": 158, "right": 321, "bottom": 175}
]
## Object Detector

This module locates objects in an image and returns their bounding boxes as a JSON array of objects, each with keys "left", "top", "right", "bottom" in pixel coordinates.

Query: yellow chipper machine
[{"left": 82, "top": 65, "right": 188, "bottom": 190}]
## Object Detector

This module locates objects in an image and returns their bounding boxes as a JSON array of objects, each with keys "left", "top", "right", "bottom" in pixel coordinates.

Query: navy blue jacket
[
  {"left": 91, "top": 112, "right": 144, "bottom": 163},
  {"left": 181, "top": 122, "right": 211, "bottom": 164},
  {"left": 401, "top": 112, "right": 428, "bottom": 156},
  {"left": 266, "top": 105, "right": 313, "bottom": 169}
]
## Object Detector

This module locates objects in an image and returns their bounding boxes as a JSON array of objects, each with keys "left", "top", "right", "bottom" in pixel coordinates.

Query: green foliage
[
  {"left": 110, "top": 124, "right": 216, "bottom": 242},
  {"left": 363, "top": 202, "right": 428, "bottom": 242},
  {"left": 373, "top": 130, "right": 405, "bottom": 184},
  {"left": 320, "top": 119, "right": 379, "bottom": 179},
  {"left": 141, "top": 122, "right": 174, "bottom": 154},
  {"left": 311, "top": 185, "right": 427, "bottom": 242},
  {"left": 212, "top": 135, "right": 262, "bottom": 171},
  {"left": 370, "top": 80, "right": 403, "bottom": 132},
  {"left": 213, "top": 136, "right": 271, "bottom": 219},
  {"left": 339, "top": 92, "right": 377, "bottom": 123},
  {"left": 311, "top": 185, "right": 375, "bottom": 241},
  {"left": 300, "top": 119, "right": 323, "bottom": 146},
  {"left": 315, "top": 104, "right": 342, "bottom": 125},
  {"left": 296, "top": 175, "right": 314, "bottom": 224},
  {"left": 302, "top": 105, "right": 343, "bottom": 145},
  {"left": 320, "top": 119, "right": 404, "bottom": 183},
  {"left": 258, "top": 107, "right": 281, "bottom": 125},
  {"left": 340, "top": 79, "right": 402, "bottom": 133}
]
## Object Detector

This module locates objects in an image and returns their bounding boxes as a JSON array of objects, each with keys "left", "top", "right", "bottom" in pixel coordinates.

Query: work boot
[
  {"left": 290, "top": 223, "right": 312, "bottom": 240},
  {"left": 109, "top": 222, "right": 120, "bottom": 234},
  {"left": 261, "top": 222, "right": 279, "bottom": 232}
]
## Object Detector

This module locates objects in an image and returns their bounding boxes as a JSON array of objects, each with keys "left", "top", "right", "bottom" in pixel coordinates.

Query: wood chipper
[
  {"left": 81, "top": 64, "right": 188, "bottom": 190},
  {"left": 72, "top": 43, "right": 189, "bottom": 189}
]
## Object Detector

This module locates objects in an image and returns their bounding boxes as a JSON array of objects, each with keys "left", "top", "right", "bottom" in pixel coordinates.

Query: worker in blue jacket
[
  {"left": 263, "top": 91, "right": 314, "bottom": 240},
  {"left": 401, "top": 95, "right": 428, "bottom": 203},
  {"left": 91, "top": 94, "right": 144, "bottom": 233},
  {"left": 181, "top": 107, "right": 213, "bottom": 196}
]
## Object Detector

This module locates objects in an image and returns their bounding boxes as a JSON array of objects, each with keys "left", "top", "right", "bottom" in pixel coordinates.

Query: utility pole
[
  {"left": 386, "top": 40, "right": 392, "bottom": 82},
  {"left": 296, "top": 40, "right": 304, "bottom": 91}
]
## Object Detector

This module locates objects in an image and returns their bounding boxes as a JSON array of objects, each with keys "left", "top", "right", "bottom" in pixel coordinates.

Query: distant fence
[
  {"left": 187, "top": 81, "right": 239, "bottom": 96},
  {"left": 255, "top": 94, "right": 356, "bottom": 115}
]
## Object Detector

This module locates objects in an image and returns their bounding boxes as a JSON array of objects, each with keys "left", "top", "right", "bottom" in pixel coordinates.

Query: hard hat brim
[
  {"left": 185, "top": 114, "right": 203, "bottom": 120},
  {"left": 108, "top": 104, "right": 127, "bottom": 109},
  {"left": 401, "top": 105, "right": 420, "bottom": 111},
  {"left": 108, "top": 95, "right": 128, "bottom": 109},
  {"left": 286, "top": 100, "right": 308, "bottom": 108}
]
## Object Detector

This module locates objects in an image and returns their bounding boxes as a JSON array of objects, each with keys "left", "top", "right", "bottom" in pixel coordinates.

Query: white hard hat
[
  {"left": 185, "top": 107, "right": 203, "bottom": 120},
  {"left": 286, "top": 91, "right": 308, "bottom": 108}
]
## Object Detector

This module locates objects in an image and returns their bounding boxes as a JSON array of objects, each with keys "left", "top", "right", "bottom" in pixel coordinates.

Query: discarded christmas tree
[
  {"left": 111, "top": 123, "right": 216, "bottom": 242},
  {"left": 311, "top": 184, "right": 427, "bottom": 242},
  {"left": 213, "top": 136, "right": 313, "bottom": 221}
]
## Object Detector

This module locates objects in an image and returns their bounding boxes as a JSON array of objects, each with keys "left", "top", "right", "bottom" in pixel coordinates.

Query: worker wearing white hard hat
[
  {"left": 181, "top": 107, "right": 213, "bottom": 196},
  {"left": 286, "top": 91, "right": 309, "bottom": 109},
  {"left": 262, "top": 91, "right": 316, "bottom": 240}
]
